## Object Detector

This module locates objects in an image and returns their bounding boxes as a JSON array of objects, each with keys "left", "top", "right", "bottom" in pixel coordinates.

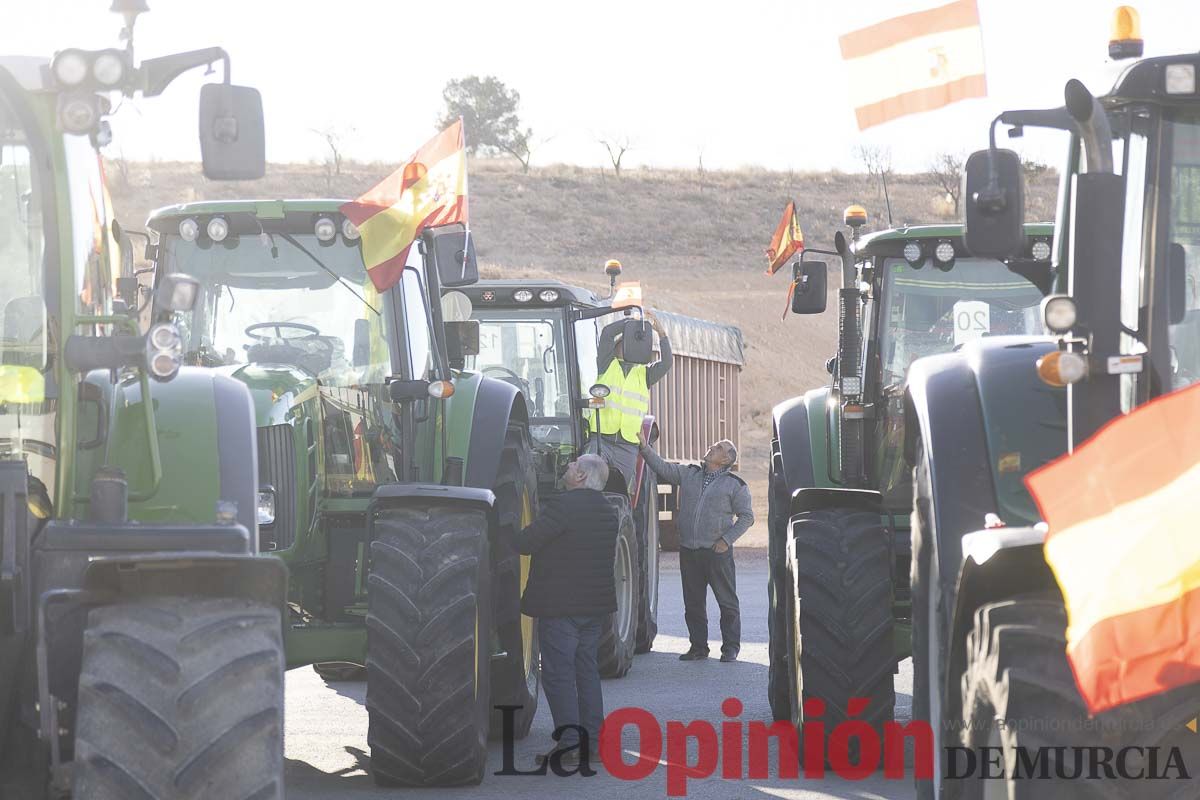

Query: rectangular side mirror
[
  {"left": 618, "top": 318, "right": 654, "bottom": 364},
  {"left": 445, "top": 320, "right": 481, "bottom": 360},
  {"left": 352, "top": 318, "right": 370, "bottom": 367},
  {"left": 963, "top": 148, "right": 1025, "bottom": 259},
  {"left": 427, "top": 223, "right": 479, "bottom": 287},
  {"left": 791, "top": 260, "right": 828, "bottom": 315},
  {"left": 199, "top": 84, "right": 266, "bottom": 181}
]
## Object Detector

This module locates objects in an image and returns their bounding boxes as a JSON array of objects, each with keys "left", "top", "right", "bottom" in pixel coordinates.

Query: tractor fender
[
  {"left": 790, "top": 486, "right": 882, "bottom": 516},
  {"left": 462, "top": 376, "right": 531, "bottom": 492},
  {"left": 82, "top": 553, "right": 288, "bottom": 613},
  {"left": 903, "top": 352, "right": 998, "bottom": 609},
  {"left": 771, "top": 386, "right": 830, "bottom": 496}
]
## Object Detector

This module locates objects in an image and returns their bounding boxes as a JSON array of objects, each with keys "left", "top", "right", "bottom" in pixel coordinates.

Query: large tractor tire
[
  {"left": 366, "top": 507, "right": 492, "bottom": 787},
  {"left": 634, "top": 469, "right": 660, "bottom": 654},
  {"left": 313, "top": 662, "right": 366, "bottom": 682},
  {"left": 767, "top": 445, "right": 793, "bottom": 721},
  {"left": 72, "top": 596, "right": 285, "bottom": 800},
  {"left": 910, "top": 440, "right": 945, "bottom": 800},
  {"left": 489, "top": 424, "right": 540, "bottom": 740},
  {"left": 959, "top": 594, "right": 1200, "bottom": 800},
  {"left": 597, "top": 495, "right": 639, "bottom": 679},
  {"left": 787, "top": 508, "right": 895, "bottom": 737}
]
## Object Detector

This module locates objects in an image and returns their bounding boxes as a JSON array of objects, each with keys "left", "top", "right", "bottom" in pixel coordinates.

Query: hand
[
  {"left": 712, "top": 538, "right": 729, "bottom": 554},
  {"left": 637, "top": 428, "right": 649, "bottom": 448},
  {"left": 648, "top": 313, "right": 665, "bottom": 336}
]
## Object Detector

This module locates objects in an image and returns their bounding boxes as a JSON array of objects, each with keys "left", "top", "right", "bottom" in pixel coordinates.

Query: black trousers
[
  {"left": 679, "top": 546, "right": 740, "bottom": 655},
  {"left": 538, "top": 615, "right": 605, "bottom": 749}
]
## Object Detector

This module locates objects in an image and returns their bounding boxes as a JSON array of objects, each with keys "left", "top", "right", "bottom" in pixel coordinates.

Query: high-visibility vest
[{"left": 588, "top": 359, "right": 649, "bottom": 443}]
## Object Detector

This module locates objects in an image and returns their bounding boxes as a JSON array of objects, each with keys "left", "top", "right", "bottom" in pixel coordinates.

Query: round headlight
[
  {"left": 934, "top": 240, "right": 956, "bottom": 263},
  {"left": 58, "top": 96, "right": 98, "bottom": 134},
  {"left": 1031, "top": 240, "right": 1051, "bottom": 261},
  {"left": 91, "top": 50, "right": 125, "bottom": 87},
  {"left": 178, "top": 218, "right": 200, "bottom": 242},
  {"left": 1042, "top": 296, "right": 1077, "bottom": 333},
  {"left": 341, "top": 218, "right": 360, "bottom": 240},
  {"left": 314, "top": 216, "right": 337, "bottom": 242},
  {"left": 589, "top": 383, "right": 611, "bottom": 399},
  {"left": 149, "top": 324, "right": 180, "bottom": 350},
  {"left": 52, "top": 49, "right": 89, "bottom": 86},
  {"left": 538, "top": 289, "right": 560, "bottom": 303},
  {"left": 150, "top": 351, "right": 181, "bottom": 380},
  {"left": 513, "top": 289, "right": 534, "bottom": 303},
  {"left": 903, "top": 241, "right": 923, "bottom": 265},
  {"left": 206, "top": 217, "right": 229, "bottom": 242}
]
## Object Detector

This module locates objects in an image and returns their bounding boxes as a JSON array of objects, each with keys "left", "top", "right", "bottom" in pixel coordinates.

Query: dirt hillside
[{"left": 107, "top": 159, "right": 1057, "bottom": 543}]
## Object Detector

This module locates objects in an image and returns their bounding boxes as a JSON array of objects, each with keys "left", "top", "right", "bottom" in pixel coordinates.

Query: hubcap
[{"left": 615, "top": 532, "right": 633, "bottom": 641}]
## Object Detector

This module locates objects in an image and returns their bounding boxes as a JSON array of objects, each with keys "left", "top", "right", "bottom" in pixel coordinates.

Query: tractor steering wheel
[
  {"left": 245, "top": 321, "right": 321, "bottom": 342},
  {"left": 482, "top": 365, "right": 530, "bottom": 395}
]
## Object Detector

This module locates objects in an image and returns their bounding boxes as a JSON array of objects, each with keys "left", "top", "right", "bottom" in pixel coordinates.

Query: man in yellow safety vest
[{"left": 586, "top": 312, "right": 672, "bottom": 492}]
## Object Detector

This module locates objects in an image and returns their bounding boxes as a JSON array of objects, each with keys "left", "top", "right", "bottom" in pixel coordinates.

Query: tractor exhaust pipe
[
  {"left": 88, "top": 466, "right": 129, "bottom": 524},
  {"left": 1065, "top": 79, "right": 1114, "bottom": 175}
]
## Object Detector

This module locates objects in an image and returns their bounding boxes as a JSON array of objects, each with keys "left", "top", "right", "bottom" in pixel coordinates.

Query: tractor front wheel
[
  {"left": 634, "top": 469, "right": 660, "bottom": 654},
  {"left": 597, "top": 496, "right": 639, "bottom": 678},
  {"left": 72, "top": 596, "right": 285, "bottom": 800},
  {"left": 367, "top": 507, "right": 492, "bottom": 787}
]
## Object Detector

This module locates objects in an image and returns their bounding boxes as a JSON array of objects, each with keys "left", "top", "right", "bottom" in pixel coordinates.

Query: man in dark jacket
[
  {"left": 516, "top": 454, "right": 617, "bottom": 763},
  {"left": 638, "top": 432, "right": 754, "bottom": 662}
]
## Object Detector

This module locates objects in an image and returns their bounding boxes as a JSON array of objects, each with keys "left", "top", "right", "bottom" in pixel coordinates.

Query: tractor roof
[
  {"left": 1107, "top": 52, "right": 1200, "bottom": 108},
  {"left": 856, "top": 222, "right": 1054, "bottom": 253},
  {"left": 146, "top": 199, "right": 346, "bottom": 227}
]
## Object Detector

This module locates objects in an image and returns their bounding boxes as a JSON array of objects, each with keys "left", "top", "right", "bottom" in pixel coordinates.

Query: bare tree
[
  {"left": 928, "top": 151, "right": 966, "bottom": 215},
  {"left": 598, "top": 135, "right": 634, "bottom": 179},
  {"left": 854, "top": 144, "right": 893, "bottom": 199},
  {"left": 312, "top": 126, "right": 354, "bottom": 189}
]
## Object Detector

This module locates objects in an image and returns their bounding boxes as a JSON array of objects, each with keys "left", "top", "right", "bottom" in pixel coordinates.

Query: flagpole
[{"left": 460, "top": 115, "right": 471, "bottom": 279}]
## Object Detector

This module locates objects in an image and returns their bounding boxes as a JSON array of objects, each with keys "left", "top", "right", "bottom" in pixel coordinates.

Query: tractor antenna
[{"left": 881, "top": 169, "right": 894, "bottom": 227}]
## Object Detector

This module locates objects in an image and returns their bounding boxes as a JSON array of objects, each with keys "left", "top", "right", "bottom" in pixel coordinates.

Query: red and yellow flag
[
  {"left": 1025, "top": 382, "right": 1200, "bottom": 714},
  {"left": 341, "top": 120, "right": 467, "bottom": 292},
  {"left": 765, "top": 201, "right": 803, "bottom": 275}
]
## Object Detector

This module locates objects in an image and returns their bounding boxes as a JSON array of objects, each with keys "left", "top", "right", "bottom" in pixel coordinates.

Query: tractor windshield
[
  {"left": 160, "top": 231, "right": 391, "bottom": 385},
  {"left": 0, "top": 80, "right": 52, "bottom": 493},
  {"left": 878, "top": 258, "right": 1045, "bottom": 385},
  {"left": 1165, "top": 112, "right": 1200, "bottom": 390},
  {"left": 467, "top": 308, "right": 573, "bottom": 446}
]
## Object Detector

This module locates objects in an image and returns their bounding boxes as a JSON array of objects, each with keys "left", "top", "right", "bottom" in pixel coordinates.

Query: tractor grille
[{"left": 258, "top": 424, "right": 297, "bottom": 551}]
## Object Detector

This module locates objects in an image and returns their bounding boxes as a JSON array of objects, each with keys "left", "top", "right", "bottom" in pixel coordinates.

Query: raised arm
[
  {"left": 637, "top": 437, "right": 686, "bottom": 485},
  {"left": 646, "top": 333, "right": 672, "bottom": 387},
  {"left": 597, "top": 321, "right": 621, "bottom": 374}
]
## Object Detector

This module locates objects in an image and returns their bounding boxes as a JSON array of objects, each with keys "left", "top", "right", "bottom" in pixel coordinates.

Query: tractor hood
[{"left": 216, "top": 363, "right": 317, "bottom": 427}]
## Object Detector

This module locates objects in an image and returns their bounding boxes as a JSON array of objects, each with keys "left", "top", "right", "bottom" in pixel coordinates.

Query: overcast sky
[{"left": 4, "top": 1, "right": 1196, "bottom": 172}]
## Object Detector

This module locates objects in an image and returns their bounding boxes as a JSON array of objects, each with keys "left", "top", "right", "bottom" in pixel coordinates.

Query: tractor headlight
[
  {"left": 903, "top": 241, "right": 923, "bottom": 265},
  {"left": 52, "top": 49, "right": 90, "bottom": 86},
  {"left": 841, "top": 376, "right": 862, "bottom": 396},
  {"left": 934, "top": 240, "right": 956, "bottom": 269},
  {"left": 1031, "top": 239, "right": 1052, "bottom": 261},
  {"left": 91, "top": 50, "right": 126, "bottom": 88},
  {"left": 146, "top": 322, "right": 183, "bottom": 382},
  {"left": 341, "top": 217, "right": 360, "bottom": 240},
  {"left": 57, "top": 94, "right": 100, "bottom": 135},
  {"left": 257, "top": 487, "right": 276, "bottom": 526},
  {"left": 314, "top": 216, "right": 337, "bottom": 242},
  {"left": 538, "top": 289, "right": 560, "bottom": 303},
  {"left": 179, "top": 217, "right": 200, "bottom": 242},
  {"left": 513, "top": 289, "right": 533, "bottom": 303},
  {"left": 1042, "top": 295, "right": 1077, "bottom": 334},
  {"left": 1165, "top": 63, "right": 1196, "bottom": 95},
  {"left": 206, "top": 216, "right": 229, "bottom": 242}
]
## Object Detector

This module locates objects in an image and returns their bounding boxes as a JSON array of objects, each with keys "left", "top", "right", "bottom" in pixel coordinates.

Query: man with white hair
[
  {"left": 516, "top": 454, "right": 618, "bottom": 767},
  {"left": 638, "top": 433, "right": 753, "bottom": 662}
]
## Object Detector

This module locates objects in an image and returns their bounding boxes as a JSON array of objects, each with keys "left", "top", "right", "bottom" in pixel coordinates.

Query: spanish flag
[
  {"left": 341, "top": 120, "right": 467, "bottom": 292},
  {"left": 1025, "top": 382, "right": 1200, "bottom": 714},
  {"left": 765, "top": 201, "right": 803, "bottom": 275},
  {"left": 838, "top": 0, "right": 987, "bottom": 130}
]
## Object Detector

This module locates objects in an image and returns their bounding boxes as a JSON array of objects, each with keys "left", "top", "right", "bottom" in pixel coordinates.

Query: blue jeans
[{"left": 538, "top": 615, "right": 605, "bottom": 749}]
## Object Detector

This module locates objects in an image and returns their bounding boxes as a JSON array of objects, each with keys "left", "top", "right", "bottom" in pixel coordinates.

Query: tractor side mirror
[
  {"left": 116, "top": 276, "right": 140, "bottom": 310},
  {"left": 963, "top": 148, "right": 1025, "bottom": 259},
  {"left": 427, "top": 223, "right": 479, "bottom": 287},
  {"left": 198, "top": 83, "right": 266, "bottom": 181},
  {"left": 791, "top": 260, "right": 828, "bottom": 315},
  {"left": 445, "top": 320, "right": 480, "bottom": 361},
  {"left": 619, "top": 318, "right": 654, "bottom": 364},
  {"left": 1170, "top": 242, "right": 1187, "bottom": 325},
  {"left": 352, "top": 318, "right": 370, "bottom": 367}
]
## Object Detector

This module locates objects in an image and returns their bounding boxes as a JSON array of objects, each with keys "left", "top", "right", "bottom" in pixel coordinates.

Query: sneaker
[
  {"left": 720, "top": 651, "right": 738, "bottom": 663},
  {"left": 679, "top": 649, "right": 709, "bottom": 661}
]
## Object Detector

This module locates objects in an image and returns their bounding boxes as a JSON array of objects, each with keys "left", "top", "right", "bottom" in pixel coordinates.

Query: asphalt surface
[{"left": 285, "top": 549, "right": 916, "bottom": 799}]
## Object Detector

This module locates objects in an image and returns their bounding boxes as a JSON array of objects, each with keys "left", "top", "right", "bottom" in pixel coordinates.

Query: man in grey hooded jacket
[{"left": 637, "top": 432, "right": 754, "bottom": 661}]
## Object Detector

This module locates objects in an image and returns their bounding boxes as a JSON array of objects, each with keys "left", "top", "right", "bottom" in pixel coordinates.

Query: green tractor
[
  {"left": 766, "top": 207, "right": 1054, "bottom": 733},
  {"left": 143, "top": 199, "right": 541, "bottom": 786},
  {"left": 904, "top": 34, "right": 1200, "bottom": 798},
  {"left": 451, "top": 275, "right": 663, "bottom": 678},
  {"left": 0, "top": 5, "right": 289, "bottom": 799}
]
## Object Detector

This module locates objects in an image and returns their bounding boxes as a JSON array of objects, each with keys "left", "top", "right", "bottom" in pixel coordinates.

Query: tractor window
[
  {"left": 468, "top": 309, "right": 573, "bottom": 428},
  {"left": 400, "top": 265, "right": 432, "bottom": 380},
  {"left": 1165, "top": 112, "right": 1200, "bottom": 390},
  {"left": 64, "top": 134, "right": 111, "bottom": 318}
]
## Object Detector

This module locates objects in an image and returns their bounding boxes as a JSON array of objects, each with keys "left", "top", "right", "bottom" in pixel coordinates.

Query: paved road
[{"left": 286, "top": 550, "right": 916, "bottom": 799}]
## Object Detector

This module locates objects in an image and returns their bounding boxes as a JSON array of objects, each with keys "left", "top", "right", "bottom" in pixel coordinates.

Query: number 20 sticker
[{"left": 953, "top": 300, "right": 990, "bottom": 345}]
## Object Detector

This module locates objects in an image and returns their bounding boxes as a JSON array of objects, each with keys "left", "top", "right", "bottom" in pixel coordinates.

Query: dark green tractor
[
  {"left": 144, "top": 199, "right": 541, "bottom": 786},
  {"left": 905, "top": 39, "right": 1200, "bottom": 799},
  {"left": 0, "top": 5, "right": 287, "bottom": 799},
  {"left": 766, "top": 209, "right": 1054, "bottom": 735}
]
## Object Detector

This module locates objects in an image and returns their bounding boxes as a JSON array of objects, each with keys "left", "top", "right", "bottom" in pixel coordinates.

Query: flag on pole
[
  {"left": 766, "top": 201, "right": 803, "bottom": 275},
  {"left": 1025, "top": 382, "right": 1200, "bottom": 714},
  {"left": 839, "top": 0, "right": 987, "bottom": 131},
  {"left": 341, "top": 120, "right": 467, "bottom": 292}
]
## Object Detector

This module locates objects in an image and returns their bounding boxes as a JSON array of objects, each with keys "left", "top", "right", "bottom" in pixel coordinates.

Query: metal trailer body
[
  {"left": 143, "top": 199, "right": 542, "bottom": 786},
  {"left": 906, "top": 46, "right": 1200, "bottom": 799},
  {"left": 0, "top": 16, "right": 289, "bottom": 799},
  {"left": 766, "top": 221, "right": 1054, "bottom": 731}
]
